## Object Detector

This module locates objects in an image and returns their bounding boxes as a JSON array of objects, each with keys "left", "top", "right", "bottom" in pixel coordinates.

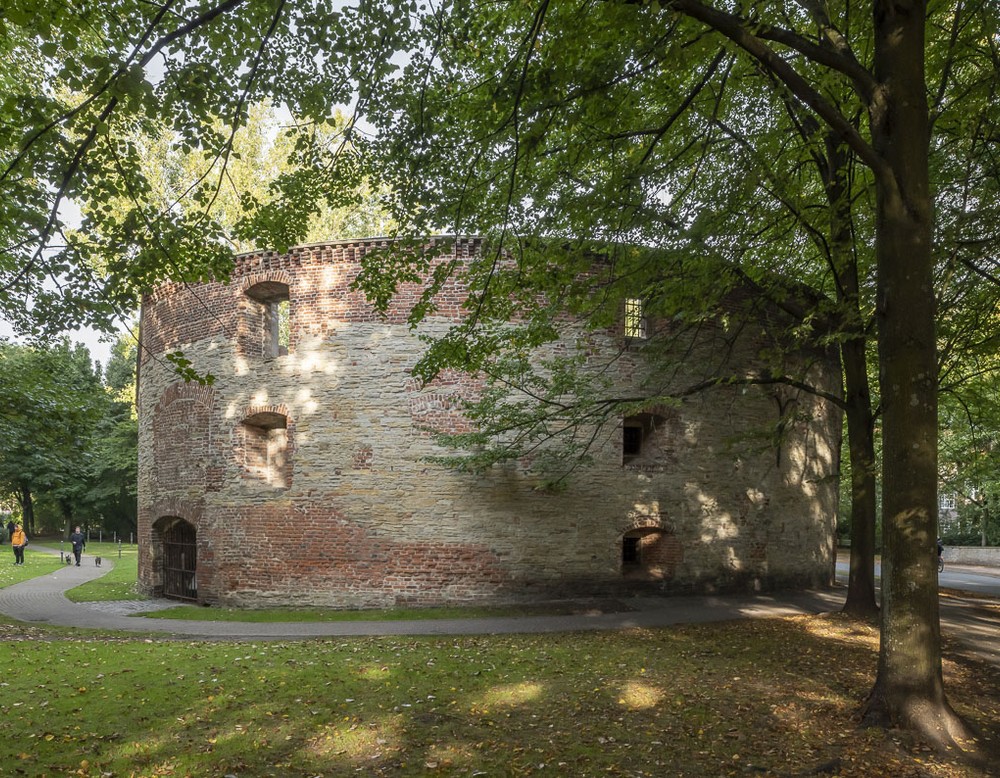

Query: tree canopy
[
  {"left": 0, "top": 334, "right": 138, "bottom": 538},
  {"left": 0, "top": 339, "right": 102, "bottom": 532},
  {"left": 0, "top": 1, "right": 401, "bottom": 336}
]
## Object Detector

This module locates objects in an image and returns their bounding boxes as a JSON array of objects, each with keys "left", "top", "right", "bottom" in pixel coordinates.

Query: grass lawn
[
  {"left": 0, "top": 546, "right": 67, "bottom": 584},
  {"left": 4, "top": 544, "right": 998, "bottom": 775},
  {"left": 0, "top": 613, "right": 998, "bottom": 777}
]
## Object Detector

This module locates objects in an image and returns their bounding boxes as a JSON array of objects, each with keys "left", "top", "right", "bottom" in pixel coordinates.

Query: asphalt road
[
  {"left": 835, "top": 558, "right": 1000, "bottom": 597},
  {"left": 835, "top": 558, "right": 1000, "bottom": 667}
]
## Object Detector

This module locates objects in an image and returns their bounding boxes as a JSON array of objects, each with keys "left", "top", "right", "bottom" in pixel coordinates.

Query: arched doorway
[
  {"left": 160, "top": 518, "right": 198, "bottom": 601},
  {"left": 621, "top": 527, "right": 682, "bottom": 581}
]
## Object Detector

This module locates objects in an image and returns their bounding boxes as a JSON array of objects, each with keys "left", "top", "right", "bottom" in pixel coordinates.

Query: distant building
[
  {"left": 938, "top": 491, "right": 962, "bottom": 534},
  {"left": 137, "top": 238, "right": 841, "bottom": 607}
]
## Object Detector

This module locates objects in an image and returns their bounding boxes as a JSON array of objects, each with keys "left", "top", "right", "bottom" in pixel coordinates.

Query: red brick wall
[
  {"left": 198, "top": 503, "right": 511, "bottom": 606},
  {"left": 151, "top": 383, "right": 216, "bottom": 493},
  {"left": 140, "top": 238, "right": 481, "bottom": 366}
]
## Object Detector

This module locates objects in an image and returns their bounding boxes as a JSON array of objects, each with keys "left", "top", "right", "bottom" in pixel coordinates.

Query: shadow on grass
[{"left": 1, "top": 614, "right": 997, "bottom": 776}]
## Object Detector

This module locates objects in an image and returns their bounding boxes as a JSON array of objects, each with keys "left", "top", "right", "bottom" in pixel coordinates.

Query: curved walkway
[
  {"left": 0, "top": 550, "right": 848, "bottom": 640},
  {"left": 3, "top": 550, "right": 999, "bottom": 665}
]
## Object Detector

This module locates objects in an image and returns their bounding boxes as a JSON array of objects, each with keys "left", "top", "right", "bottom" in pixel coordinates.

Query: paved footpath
[{"left": 1, "top": 550, "right": 997, "bottom": 662}]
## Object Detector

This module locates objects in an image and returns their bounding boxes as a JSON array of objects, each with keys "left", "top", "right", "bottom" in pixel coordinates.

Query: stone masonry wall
[{"left": 137, "top": 237, "right": 841, "bottom": 607}]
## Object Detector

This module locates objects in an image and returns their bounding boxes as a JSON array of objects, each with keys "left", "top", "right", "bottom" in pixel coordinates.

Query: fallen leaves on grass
[{"left": 1, "top": 613, "right": 998, "bottom": 776}]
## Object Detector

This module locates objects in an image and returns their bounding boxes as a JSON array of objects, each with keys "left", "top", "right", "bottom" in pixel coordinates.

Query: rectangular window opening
[
  {"left": 245, "top": 282, "right": 291, "bottom": 360},
  {"left": 265, "top": 299, "right": 290, "bottom": 358},
  {"left": 622, "top": 536, "right": 640, "bottom": 565},
  {"left": 623, "top": 425, "right": 643, "bottom": 462},
  {"left": 624, "top": 298, "right": 648, "bottom": 340},
  {"left": 242, "top": 415, "right": 290, "bottom": 489},
  {"left": 276, "top": 299, "right": 290, "bottom": 355}
]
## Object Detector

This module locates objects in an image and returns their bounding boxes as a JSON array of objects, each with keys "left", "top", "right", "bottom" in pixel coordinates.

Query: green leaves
[
  {"left": 1, "top": 1, "right": 400, "bottom": 339},
  {"left": 164, "top": 351, "right": 215, "bottom": 386},
  {"left": 0, "top": 334, "right": 140, "bottom": 535},
  {"left": 0, "top": 340, "right": 104, "bottom": 521}
]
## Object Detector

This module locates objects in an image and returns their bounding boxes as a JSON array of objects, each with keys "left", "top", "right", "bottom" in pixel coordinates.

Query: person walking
[
  {"left": 69, "top": 526, "right": 86, "bottom": 566},
  {"left": 11, "top": 523, "right": 27, "bottom": 566}
]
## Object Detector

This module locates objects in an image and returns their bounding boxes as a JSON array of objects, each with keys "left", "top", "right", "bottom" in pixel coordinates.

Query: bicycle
[{"left": 937, "top": 549, "right": 945, "bottom": 573}]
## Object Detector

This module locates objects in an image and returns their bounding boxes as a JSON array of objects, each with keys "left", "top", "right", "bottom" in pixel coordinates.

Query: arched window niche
[{"left": 621, "top": 524, "right": 682, "bottom": 581}]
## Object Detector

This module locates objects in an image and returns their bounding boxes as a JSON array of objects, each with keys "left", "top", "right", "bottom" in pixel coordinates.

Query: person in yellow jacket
[{"left": 11, "top": 523, "right": 27, "bottom": 566}]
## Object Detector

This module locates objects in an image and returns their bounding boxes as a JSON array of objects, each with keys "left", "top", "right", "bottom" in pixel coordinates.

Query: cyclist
[{"left": 936, "top": 537, "right": 944, "bottom": 572}]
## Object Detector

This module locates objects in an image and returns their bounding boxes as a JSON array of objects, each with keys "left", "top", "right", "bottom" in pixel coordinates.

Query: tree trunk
[
  {"left": 862, "top": 0, "right": 970, "bottom": 746},
  {"left": 824, "top": 133, "right": 879, "bottom": 619},
  {"left": 17, "top": 484, "right": 35, "bottom": 535},
  {"left": 842, "top": 335, "right": 879, "bottom": 618},
  {"left": 61, "top": 499, "right": 75, "bottom": 540}
]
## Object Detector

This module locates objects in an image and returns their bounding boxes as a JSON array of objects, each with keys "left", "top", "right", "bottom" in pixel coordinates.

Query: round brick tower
[{"left": 137, "top": 237, "right": 840, "bottom": 607}]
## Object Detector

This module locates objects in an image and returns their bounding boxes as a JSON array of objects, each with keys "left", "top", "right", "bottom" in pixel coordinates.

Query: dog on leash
[
  {"left": 94, "top": 556, "right": 102, "bottom": 567},
  {"left": 64, "top": 555, "right": 72, "bottom": 565}
]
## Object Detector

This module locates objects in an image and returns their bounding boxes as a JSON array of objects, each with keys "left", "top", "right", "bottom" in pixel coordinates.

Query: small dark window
[
  {"left": 623, "top": 425, "right": 643, "bottom": 459},
  {"left": 622, "top": 412, "right": 666, "bottom": 466},
  {"left": 622, "top": 536, "right": 640, "bottom": 565}
]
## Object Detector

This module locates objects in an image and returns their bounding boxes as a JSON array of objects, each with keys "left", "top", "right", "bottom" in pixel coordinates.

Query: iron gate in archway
[{"left": 162, "top": 521, "right": 197, "bottom": 601}]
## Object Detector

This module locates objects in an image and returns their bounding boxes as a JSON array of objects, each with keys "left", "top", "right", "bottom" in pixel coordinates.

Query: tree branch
[
  {"left": 4, "top": 0, "right": 253, "bottom": 287},
  {"left": 675, "top": 372, "right": 846, "bottom": 409},
  {"left": 628, "top": 0, "right": 889, "bottom": 179}
]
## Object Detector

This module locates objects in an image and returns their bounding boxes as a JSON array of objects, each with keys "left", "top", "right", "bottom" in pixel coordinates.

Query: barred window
[{"left": 624, "top": 298, "right": 648, "bottom": 339}]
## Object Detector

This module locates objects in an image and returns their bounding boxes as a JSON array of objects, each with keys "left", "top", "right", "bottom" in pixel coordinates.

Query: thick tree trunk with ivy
[{"left": 860, "top": 0, "right": 968, "bottom": 743}]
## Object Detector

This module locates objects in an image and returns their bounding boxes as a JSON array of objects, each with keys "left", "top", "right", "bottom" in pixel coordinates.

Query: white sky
[
  {"left": 0, "top": 318, "right": 118, "bottom": 372},
  {"left": 0, "top": 191, "right": 125, "bottom": 369}
]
